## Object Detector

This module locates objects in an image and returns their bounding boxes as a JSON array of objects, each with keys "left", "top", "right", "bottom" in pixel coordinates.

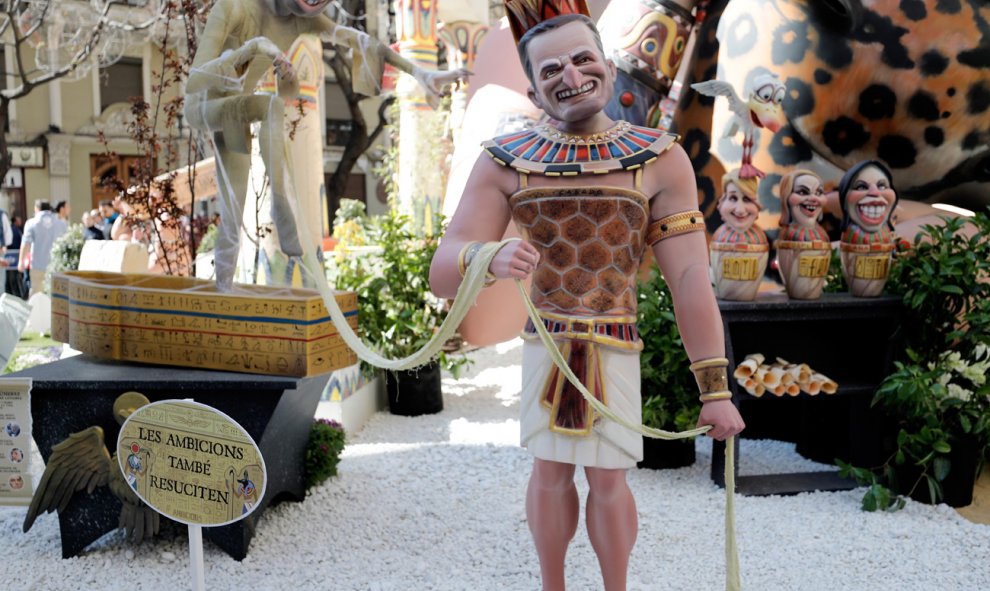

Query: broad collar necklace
[{"left": 483, "top": 121, "right": 677, "bottom": 176}]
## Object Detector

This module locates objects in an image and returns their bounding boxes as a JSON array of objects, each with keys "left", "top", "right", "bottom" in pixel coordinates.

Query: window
[{"left": 99, "top": 57, "right": 143, "bottom": 112}]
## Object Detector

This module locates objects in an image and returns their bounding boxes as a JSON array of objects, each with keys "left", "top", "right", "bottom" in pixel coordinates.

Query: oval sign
[{"left": 117, "top": 399, "right": 267, "bottom": 527}]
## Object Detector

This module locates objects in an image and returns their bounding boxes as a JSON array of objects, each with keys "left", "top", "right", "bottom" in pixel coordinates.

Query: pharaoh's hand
[
  {"left": 490, "top": 240, "right": 540, "bottom": 280},
  {"left": 697, "top": 400, "right": 746, "bottom": 441}
]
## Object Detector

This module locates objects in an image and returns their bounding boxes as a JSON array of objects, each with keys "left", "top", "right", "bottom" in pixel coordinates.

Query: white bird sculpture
[{"left": 692, "top": 73, "right": 787, "bottom": 179}]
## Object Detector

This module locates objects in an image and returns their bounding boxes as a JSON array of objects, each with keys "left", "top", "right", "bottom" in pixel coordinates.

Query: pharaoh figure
[
  {"left": 775, "top": 169, "right": 830, "bottom": 300},
  {"left": 185, "top": 0, "right": 466, "bottom": 290},
  {"left": 710, "top": 168, "right": 768, "bottom": 301},
  {"left": 838, "top": 160, "right": 898, "bottom": 298}
]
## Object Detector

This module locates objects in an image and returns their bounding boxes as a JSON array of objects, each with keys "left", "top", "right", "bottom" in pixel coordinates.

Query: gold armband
[
  {"left": 690, "top": 357, "right": 731, "bottom": 403},
  {"left": 646, "top": 210, "right": 706, "bottom": 246},
  {"left": 699, "top": 391, "right": 733, "bottom": 403},
  {"left": 457, "top": 241, "right": 497, "bottom": 286}
]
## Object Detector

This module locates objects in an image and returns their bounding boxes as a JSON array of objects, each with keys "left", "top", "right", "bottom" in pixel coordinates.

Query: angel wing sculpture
[
  {"left": 692, "top": 73, "right": 786, "bottom": 179},
  {"left": 23, "top": 392, "right": 159, "bottom": 543}
]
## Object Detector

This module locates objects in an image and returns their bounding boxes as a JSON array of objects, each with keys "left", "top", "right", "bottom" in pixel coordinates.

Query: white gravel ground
[{"left": 2, "top": 338, "right": 989, "bottom": 590}]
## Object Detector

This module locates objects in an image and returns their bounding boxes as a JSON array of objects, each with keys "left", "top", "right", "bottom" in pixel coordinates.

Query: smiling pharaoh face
[
  {"left": 845, "top": 165, "right": 895, "bottom": 232},
  {"left": 718, "top": 182, "right": 761, "bottom": 232},
  {"left": 786, "top": 174, "right": 824, "bottom": 229},
  {"left": 526, "top": 21, "right": 616, "bottom": 127}
]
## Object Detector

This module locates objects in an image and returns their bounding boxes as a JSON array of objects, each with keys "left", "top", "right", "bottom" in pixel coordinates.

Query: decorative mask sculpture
[
  {"left": 838, "top": 160, "right": 898, "bottom": 297},
  {"left": 710, "top": 169, "right": 768, "bottom": 300},
  {"left": 599, "top": 0, "right": 696, "bottom": 127},
  {"left": 775, "top": 169, "right": 830, "bottom": 299}
]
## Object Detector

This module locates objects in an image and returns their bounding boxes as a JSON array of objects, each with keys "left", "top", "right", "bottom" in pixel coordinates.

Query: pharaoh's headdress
[{"left": 504, "top": 0, "right": 591, "bottom": 43}]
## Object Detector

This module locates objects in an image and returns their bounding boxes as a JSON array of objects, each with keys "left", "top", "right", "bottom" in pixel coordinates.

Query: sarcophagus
[{"left": 51, "top": 271, "right": 357, "bottom": 377}]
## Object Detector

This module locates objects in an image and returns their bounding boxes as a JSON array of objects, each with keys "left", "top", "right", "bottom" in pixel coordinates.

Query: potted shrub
[
  {"left": 329, "top": 204, "right": 466, "bottom": 416},
  {"left": 636, "top": 268, "right": 700, "bottom": 469},
  {"left": 839, "top": 212, "right": 990, "bottom": 509}
]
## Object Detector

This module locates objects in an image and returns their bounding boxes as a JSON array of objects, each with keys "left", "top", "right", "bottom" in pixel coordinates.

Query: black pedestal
[
  {"left": 711, "top": 292, "right": 902, "bottom": 495},
  {"left": 10, "top": 354, "right": 331, "bottom": 560}
]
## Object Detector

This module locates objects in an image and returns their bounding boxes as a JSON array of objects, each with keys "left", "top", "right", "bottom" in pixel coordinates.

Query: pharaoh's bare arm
[
  {"left": 430, "top": 156, "right": 540, "bottom": 299},
  {"left": 645, "top": 145, "right": 745, "bottom": 440}
]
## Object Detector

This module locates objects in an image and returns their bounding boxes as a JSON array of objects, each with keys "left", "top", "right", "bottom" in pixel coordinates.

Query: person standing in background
[
  {"left": 54, "top": 200, "right": 71, "bottom": 223},
  {"left": 9, "top": 214, "right": 23, "bottom": 250},
  {"left": 98, "top": 199, "right": 119, "bottom": 239},
  {"left": 0, "top": 206, "right": 11, "bottom": 254},
  {"left": 83, "top": 210, "right": 106, "bottom": 240},
  {"left": 18, "top": 200, "right": 68, "bottom": 296},
  {"left": 0, "top": 206, "right": 11, "bottom": 277},
  {"left": 4, "top": 214, "right": 26, "bottom": 298}
]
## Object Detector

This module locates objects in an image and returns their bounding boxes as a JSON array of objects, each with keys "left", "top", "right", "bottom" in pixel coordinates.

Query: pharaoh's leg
[
  {"left": 585, "top": 466, "right": 637, "bottom": 591},
  {"left": 526, "top": 458, "right": 579, "bottom": 591}
]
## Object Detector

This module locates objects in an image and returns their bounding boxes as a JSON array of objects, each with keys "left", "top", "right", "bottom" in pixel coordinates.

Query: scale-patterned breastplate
[
  {"left": 511, "top": 187, "right": 649, "bottom": 316},
  {"left": 484, "top": 122, "right": 677, "bottom": 317}
]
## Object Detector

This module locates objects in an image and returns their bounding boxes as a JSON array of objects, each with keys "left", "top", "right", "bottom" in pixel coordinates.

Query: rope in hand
[{"left": 303, "top": 239, "right": 740, "bottom": 591}]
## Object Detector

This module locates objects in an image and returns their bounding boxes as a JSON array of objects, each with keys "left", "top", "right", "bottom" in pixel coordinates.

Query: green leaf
[
  {"left": 939, "top": 285, "right": 964, "bottom": 295},
  {"left": 932, "top": 440, "right": 952, "bottom": 454},
  {"left": 933, "top": 456, "right": 951, "bottom": 481},
  {"left": 926, "top": 476, "right": 941, "bottom": 504},
  {"left": 862, "top": 489, "right": 878, "bottom": 512},
  {"left": 873, "top": 485, "right": 891, "bottom": 510}
]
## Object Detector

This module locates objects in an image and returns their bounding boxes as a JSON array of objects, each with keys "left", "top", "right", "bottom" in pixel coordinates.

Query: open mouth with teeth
[
  {"left": 296, "top": 0, "right": 330, "bottom": 11},
  {"left": 556, "top": 81, "right": 596, "bottom": 101},
  {"left": 856, "top": 198, "right": 889, "bottom": 226},
  {"left": 798, "top": 200, "right": 821, "bottom": 217}
]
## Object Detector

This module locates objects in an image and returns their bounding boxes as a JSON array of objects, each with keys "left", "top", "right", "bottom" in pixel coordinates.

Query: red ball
[{"left": 619, "top": 91, "right": 635, "bottom": 108}]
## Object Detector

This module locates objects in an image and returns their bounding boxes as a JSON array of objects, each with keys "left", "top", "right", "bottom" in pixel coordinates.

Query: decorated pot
[
  {"left": 710, "top": 170, "right": 768, "bottom": 301},
  {"left": 774, "top": 170, "right": 830, "bottom": 300},
  {"left": 837, "top": 160, "right": 898, "bottom": 297}
]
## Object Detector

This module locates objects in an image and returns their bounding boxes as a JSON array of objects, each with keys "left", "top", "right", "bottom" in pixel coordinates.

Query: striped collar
[
  {"left": 712, "top": 224, "right": 769, "bottom": 246},
  {"left": 482, "top": 121, "right": 677, "bottom": 176},
  {"left": 841, "top": 224, "right": 894, "bottom": 246},
  {"left": 780, "top": 223, "right": 829, "bottom": 242}
]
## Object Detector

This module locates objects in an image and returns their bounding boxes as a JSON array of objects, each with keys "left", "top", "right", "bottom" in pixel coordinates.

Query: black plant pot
[
  {"left": 894, "top": 438, "right": 981, "bottom": 508},
  {"left": 384, "top": 361, "right": 443, "bottom": 417},
  {"left": 637, "top": 436, "right": 696, "bottom": 470}
]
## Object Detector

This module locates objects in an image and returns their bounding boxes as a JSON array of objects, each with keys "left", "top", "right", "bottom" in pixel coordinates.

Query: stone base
[{"left": 9, "top": 354, "right": 331, "bottom": 560}]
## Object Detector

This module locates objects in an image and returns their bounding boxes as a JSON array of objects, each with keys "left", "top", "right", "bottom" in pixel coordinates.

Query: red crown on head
[{"left": 504, "top": 0, "right": 591, "bottom": 44}]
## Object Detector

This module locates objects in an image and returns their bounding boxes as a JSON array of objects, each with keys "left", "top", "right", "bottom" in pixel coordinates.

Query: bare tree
[
  {"left": 0, "top": 1, "right": 164, "bottom": 184},
  {"left": 322, "top": 43, "right": 394, "bottom": 228}
]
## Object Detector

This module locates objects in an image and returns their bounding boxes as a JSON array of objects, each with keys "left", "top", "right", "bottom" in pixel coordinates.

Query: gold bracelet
[
  {"left": 699, "top": 391, "right": 733, "bottom": 403},
  {"left": 457, "top": 242, "right": 482, "bottom": 278},
  {"left": 457, "top": 241, "right": 497, "bottom": 286},
  {"left": 690, "top": 357, "right": 729, "bottom": 396}
]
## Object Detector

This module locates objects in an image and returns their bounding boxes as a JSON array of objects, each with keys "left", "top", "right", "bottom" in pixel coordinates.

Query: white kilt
[{"left": 519, "top": 340, "right": 643, "bottom": 469}]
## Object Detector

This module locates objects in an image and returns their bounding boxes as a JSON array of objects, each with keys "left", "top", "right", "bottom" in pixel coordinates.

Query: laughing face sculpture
[
  {"left": 775, "top": 170, "right": 831, "bottom": 299},
  {"left": 838, "top": 160, "right": 898, "bottom": 297}
]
